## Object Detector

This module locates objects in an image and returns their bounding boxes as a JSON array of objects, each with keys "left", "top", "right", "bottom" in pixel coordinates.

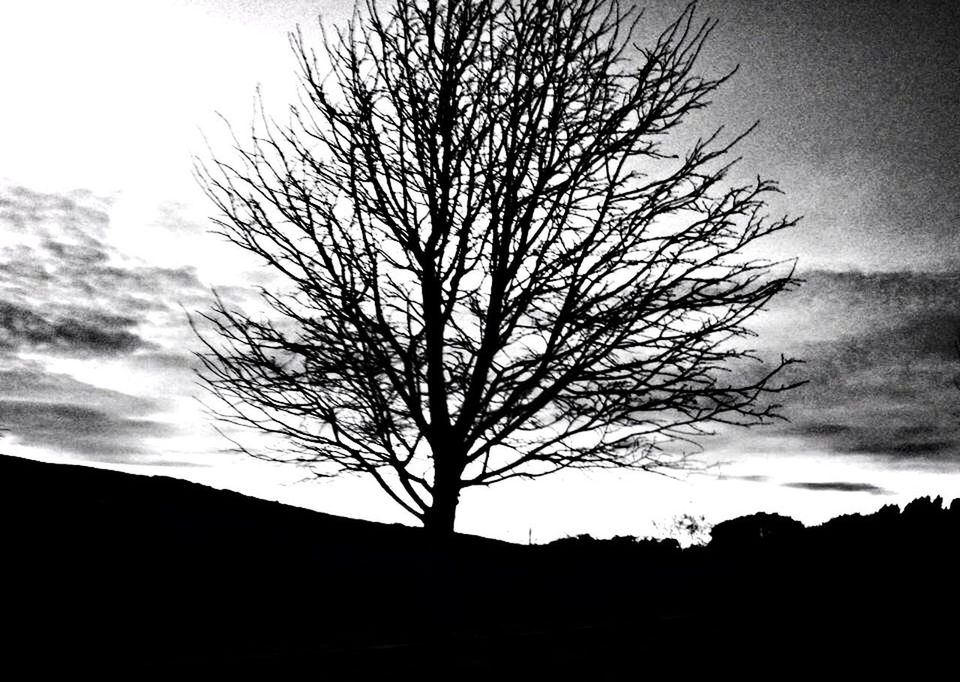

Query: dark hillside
[{"left": 1, "top": 454, "right": 957, "bottom": 674}]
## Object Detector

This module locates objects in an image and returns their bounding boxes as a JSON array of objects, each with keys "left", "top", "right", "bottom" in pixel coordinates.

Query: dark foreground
[{"left": 1, "top": 454, "right": 957, "bottom": 675}]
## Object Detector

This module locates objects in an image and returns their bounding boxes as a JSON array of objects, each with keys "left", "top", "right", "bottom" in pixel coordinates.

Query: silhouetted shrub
[
  {"left": 903, "top": 494, "right": 943, "bottom": 520},
  {"left": 709, "top": 512, "right": 805, "bottom": 551}
]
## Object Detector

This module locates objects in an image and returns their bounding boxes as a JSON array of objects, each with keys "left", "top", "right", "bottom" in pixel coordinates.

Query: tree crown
[{"left": 194, "top": 0, "right": 801, "bottom": 532}]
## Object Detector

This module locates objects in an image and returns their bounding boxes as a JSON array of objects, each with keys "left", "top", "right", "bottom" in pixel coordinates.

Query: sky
[{"left": 0, "top": 0, "right": 959, "bottom": 544}]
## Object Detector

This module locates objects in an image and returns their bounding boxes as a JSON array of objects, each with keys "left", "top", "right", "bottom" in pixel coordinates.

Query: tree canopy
[{"left": 194, "top": 0, "right": 801, "bottom": 535}]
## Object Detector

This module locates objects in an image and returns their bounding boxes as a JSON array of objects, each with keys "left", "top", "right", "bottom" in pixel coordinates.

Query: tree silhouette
[{"left": 194, "top": 0, "right": 801, "bottom": 536}]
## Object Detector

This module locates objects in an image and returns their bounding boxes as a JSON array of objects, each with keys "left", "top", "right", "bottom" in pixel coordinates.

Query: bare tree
[{"left": 194, "top": 0, "right": 801, "bottom": 536}]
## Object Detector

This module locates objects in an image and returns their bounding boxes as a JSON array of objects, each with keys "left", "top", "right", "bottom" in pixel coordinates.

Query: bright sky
[
  {"left": 1, "top": 0, "right": 959, "bottom": 544},
  {"left": 0, "top": 1, "right": 307, "bottom": 196}
]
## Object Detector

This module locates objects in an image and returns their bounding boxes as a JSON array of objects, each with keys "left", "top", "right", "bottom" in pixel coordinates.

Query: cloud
[
  {"left": 0, "top": 186, "right": 218, "bottom": 463},
  {"left": 2, "top": 184, "right": 959, "bottom": 481},
  {"left": 723, "top": 474, "right": 891, "bottom": 495},
  {"left": 0, "top": 399, "right": 172, "bottom": 459},
  {"left": 0, "top": 356, "right": 175, "bottom": 460},
  {"left": 781, "top": 481, "right": 891, "bottom": 495},
  {"left": 722, "top": 268, "right": 960, "bottom": 466},
  {"left": 0, "top": 301, "right": 145, "bottom": 355},
  {"left": 786, "top": 418, "right": 957, "bottom": 459},
  {"left": 0, "top": 186, "right": 217, "bottom": 358},
  {"left": 774, "top": 345, "right": 960, "bottom": 464},
  {"left": 0, "top": 356, "right": 155, "bottom": 414},
  {"left": 792, "top": 423, "right": 851, "bottom": 437},
  {"left": 125, "top": 351, "right": 199, "bottom": 373},
  {"left": 723, "top": 475, "right": 770, "bottom": 483},
  {"left": 751, "top": 269, "right": 960, "bottom": 347}
]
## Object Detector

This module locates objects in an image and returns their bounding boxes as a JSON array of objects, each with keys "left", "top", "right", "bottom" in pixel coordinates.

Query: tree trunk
[
  {"left": 424, "top": 448, "right": 463, "bottom": 538},
  {"left": 423, "top": 481, "right": 460, "bottom": 538}
]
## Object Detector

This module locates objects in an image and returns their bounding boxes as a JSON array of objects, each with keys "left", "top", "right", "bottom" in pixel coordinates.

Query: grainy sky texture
[{"left": 0, "top": 0, "right": 958, "bottom": 542}]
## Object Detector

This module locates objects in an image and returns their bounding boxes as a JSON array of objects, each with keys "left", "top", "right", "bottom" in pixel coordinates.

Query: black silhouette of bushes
[{"left": 708, "top": 512, "right": 805, "bottom": 551}]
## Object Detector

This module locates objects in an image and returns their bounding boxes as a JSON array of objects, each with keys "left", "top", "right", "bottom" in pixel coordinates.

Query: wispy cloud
[
  {"left": 0, "top": 186, "right": 206, "bottom": 329},
  {"left": 723, "top": 269, "right": 960, "bottom": 467},
  {"left": 0, "top": 400, "right": 173, "bottom": 459},
  {"left": 724, "top": 475, "right": 770, "bottom": 483},
  {"left": 0, "top": 186, "right": 213, "bottom": 461},
  {"left": 3, "top": 184, "right": 960, "bottom": 485},
  {"left": 782, "top": 481, "right": 891, "bottom": 495},
  {"left": 0, "top": 301, "right": 146, "bottom": 355},
  {"left": 0, "top": 356, "right": 154, "bottom": 412}
]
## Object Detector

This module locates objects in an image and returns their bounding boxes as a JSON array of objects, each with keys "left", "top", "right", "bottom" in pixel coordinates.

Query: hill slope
[{"left": 1, "top": 454, "right": 958, "bottom": 673}]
